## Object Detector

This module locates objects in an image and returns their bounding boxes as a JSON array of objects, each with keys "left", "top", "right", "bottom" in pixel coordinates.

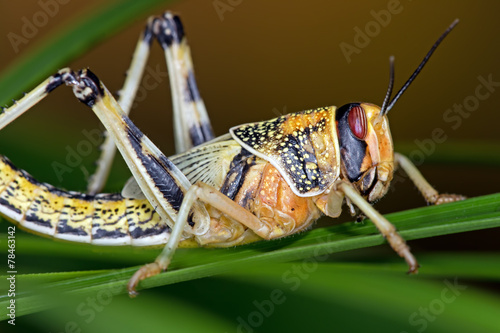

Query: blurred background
[{"left": 0, "top": 0, "right": 499, "bottom": 332}]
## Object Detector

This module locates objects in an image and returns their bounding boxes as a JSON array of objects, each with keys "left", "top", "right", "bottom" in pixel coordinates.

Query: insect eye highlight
[{"left": 348, "top": 105, "right": 367, "bottom": 140}]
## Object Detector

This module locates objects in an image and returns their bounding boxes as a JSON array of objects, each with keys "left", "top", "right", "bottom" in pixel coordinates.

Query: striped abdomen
[{"left": 0, "top": 155, "right": 172, "bottom": 246}]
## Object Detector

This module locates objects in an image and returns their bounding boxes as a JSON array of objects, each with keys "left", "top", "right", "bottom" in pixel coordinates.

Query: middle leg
[
  {"left": 394, "top": 153, "right": 466, "bottom": 205},
  {"left": 127, "top": 180, "right": 288, "bottom": 295}
]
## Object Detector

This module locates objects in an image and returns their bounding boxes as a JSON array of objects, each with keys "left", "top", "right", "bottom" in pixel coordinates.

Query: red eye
[{"left": 348, "top": 105, "right": 367, "bottom": 140}]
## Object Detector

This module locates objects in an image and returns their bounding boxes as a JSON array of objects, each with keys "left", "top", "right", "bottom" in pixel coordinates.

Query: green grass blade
[
  {"left": 1, "top": 193, "right": 499, "bottom": 320},
  {"left": 224, "top": 263, "right": 500, "bottom": 333},
  {"left": 0, "top": 0, "right": 174, "bottom": 106},
  {"left": 7, "top": 261, "right": 500, "bottom": 332}
]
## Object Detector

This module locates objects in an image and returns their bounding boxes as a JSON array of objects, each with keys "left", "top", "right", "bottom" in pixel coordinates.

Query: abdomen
[{"left": 0, "top": 155, "right": 171, "bottom": 246}]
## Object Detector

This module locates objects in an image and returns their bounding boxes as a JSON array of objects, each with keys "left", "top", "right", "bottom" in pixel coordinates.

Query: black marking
[
  {"left": 95, "top": 192, "right": 124, "bottom": 202},
  {"left": 360, "top": 168, "right": 378, "bottom": 196},
  {"left": 172, "top": 14, "right": 185, "bottom": 42},
  {"left": 56, "top": 220, "right": 88, "bottom": 236},
  {"left": 82, "top": 69, "right": 104, "bottom": 96},
  {"left": 201, "top": 122, "right": 215, "bottom": 143},
  {"left": 46, "top": 185, "right": 70, "bottom": 198},
  {"left": 101, "top": 213, "right": 128, "bottom": 226},
  {"left": 45, "top": 73, "right": 64, "bottom": 93},
  {"left": 74, "top": 69, "right": 104, "bottom": 107},
  {"left": 1, "top": 155, "right": 20, "bottom": 171},
  {"left": 188, "top": 126, "right": 205, "bottom": 147},
  {"left": 45, "top": 185, "right": 98, "bottom": 202},
  {"left": 187, "top": 212, "right": 195, "bottom": 227},
  {"left": 0, "top": 198, "right": 21, "bottom": 215},
  {"left": 67, "top": 214, "right": 91, "bottom": 223},
  {"left": 93, "top": 228, "right": 127, "bottom": 239},
  {"left": 76, "top": 92, "right": 96, "bottom": 107},
  {"left": 133, "top": 210, "right": 154, "bottom": 225},
  {"left": 25, "top": 213, "right": 52, "bottom": 227},
  {"left": 280, "top": 132, "right": 321, "bottom": 191},
  {"left": 188, "top": 121, "right": 215, "bottom": 147},
  {"left": 336, "top": 103, "right": 368, "bottom": 182},
  {"left": 156, "top": 155, "right": 185, "bottom": 211},
  {"left": 130, "top": 223, "right": 169, "bottom": 239},
  {"left": 30, "top": 202, "right": 40, "bottom": 212},
  {"left": 143, "top": 21, "right": 155, "bottom": 45},
  {"left": 124, "top": 116, "right": 184, "bottom": 212},
  {"left": 239, "top": 190, "right": 255, "bottom": 211},
  {"left": 18, "top": 169, "right": 38, "bottom": 185},
  {"left": 155, "top": 14, "right": 185, "bottom": 48},
  {"left": 220, "top": 148, "right": 254, "bottom": 200},
  {"left": 185, "top": 70, "right": 201, "bottom": 102}
]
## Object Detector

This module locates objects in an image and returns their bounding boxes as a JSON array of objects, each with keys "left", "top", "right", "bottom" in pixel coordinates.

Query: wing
[
  {"left": 230, "top": 106, "right": 340, "bottom": 197},
  {"left": 121, "top": 176, "right": 147, "bottom": 199},
  {"left": 170, "top": 139, "right": 243, "bottom": 188}
]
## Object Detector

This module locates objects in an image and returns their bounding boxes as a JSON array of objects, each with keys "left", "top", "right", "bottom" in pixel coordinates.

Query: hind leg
[{"left": 88, "top": 12, "right": 215, "bottom": 194}]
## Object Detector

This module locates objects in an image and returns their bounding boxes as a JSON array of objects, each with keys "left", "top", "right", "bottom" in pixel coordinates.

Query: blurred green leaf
[{"left": 6, "top": 260, "right": 499, "bottom": 333}]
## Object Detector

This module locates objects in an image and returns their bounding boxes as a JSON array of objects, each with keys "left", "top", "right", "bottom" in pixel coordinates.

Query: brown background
[{"left": 0, "top": 2, "right": 499, "bottom": 332}]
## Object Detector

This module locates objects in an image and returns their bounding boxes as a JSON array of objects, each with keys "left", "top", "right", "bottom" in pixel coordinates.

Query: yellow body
[{"left": 0, "top": 156, "right": 170, "bottom": 246}]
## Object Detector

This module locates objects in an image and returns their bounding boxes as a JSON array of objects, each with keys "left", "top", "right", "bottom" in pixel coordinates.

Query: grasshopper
[{"left": 0, "top": 12, "right": 465, "bottom": 296}]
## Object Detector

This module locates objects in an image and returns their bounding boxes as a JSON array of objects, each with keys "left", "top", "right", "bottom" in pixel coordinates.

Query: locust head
[
  {"left": 336, "top": 102, "right": 393, "bottom": 202},
  {"left": 335, "top": 19, "right": 459, "bottom": 202}
]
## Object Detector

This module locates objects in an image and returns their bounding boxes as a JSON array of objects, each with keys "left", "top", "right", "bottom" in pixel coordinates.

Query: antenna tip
[{"left": 451, "top": 18, "right": 460, "bottom": 28}]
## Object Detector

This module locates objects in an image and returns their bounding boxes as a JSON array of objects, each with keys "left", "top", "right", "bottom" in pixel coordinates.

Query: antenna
[
  {"left": 381, "top": 19, "right": 459, "bottom": 115},
  {"left": 380, "top": 56, "right": 395, "bottom": 115}
]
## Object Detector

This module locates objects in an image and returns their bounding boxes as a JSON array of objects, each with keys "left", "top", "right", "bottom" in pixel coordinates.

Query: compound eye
[{"left": 348, "top": 105, "right": 367, "bottom": 140}]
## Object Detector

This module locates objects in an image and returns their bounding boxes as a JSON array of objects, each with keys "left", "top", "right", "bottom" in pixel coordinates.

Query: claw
[
  {"left": 433, "top": 194, "right": 467, "bottom": 205},
  {"left": 406, "top": 260, "right": 420, "bottom": 275},
  {"left": 127, "top": 262, "right": 163, "bottom": 297}
]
